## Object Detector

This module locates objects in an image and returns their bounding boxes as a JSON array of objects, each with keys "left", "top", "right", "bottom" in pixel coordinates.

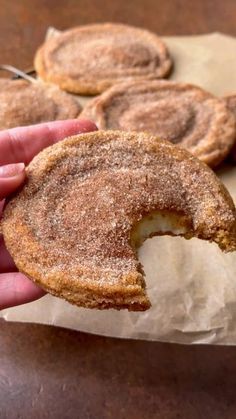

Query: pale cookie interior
[{"left": 131, "top": 211, "right": 189, "bottom": 249}]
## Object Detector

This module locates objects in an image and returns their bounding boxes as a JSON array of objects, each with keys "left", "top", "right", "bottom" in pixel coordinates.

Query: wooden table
[{"left": 1, "top": 1, "right": 236, "bottom": 417}]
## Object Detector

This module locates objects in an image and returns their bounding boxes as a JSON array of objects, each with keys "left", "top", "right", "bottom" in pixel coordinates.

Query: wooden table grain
[{"left": 1, "top": 1, "right": 236, "bottom": 418}]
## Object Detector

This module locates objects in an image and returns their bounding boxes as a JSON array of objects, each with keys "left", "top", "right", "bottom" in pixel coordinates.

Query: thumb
[{"left": 0, "top": 163, "right": 26, "bottom": 200}]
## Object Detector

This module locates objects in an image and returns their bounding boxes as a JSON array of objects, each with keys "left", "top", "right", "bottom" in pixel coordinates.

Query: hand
[{"left": 0, "top": 119, "right": 97, "bottom": 310}]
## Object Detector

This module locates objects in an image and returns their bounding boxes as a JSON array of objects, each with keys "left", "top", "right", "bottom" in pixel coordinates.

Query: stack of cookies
[{"left": 1, "top": 23, "right": 236, "bottom": 167}]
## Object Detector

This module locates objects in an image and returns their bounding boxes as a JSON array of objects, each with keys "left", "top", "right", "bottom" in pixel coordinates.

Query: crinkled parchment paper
[{"left": 1, "top": 31, "right": 236, "bottom": 344}]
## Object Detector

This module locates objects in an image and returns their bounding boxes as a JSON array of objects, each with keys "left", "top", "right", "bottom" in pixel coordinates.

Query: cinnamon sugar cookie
[
  {"left": 0, "top": 78, "right": 81, "bottom": 129},
  {"left": 34, "top": 23, "right": 172, "bottom": 95},
  {"left": 224, "top": 94, "right": 236, "bottom": 161},
  {"left": 81, "top": 80, "right": 236, "bottom": 167},
  {"left": 2, "top": 131, "right": 236, "bottom": 311},
  {"left": 225, "top": 94, "right": 236, "bottom": 117}
]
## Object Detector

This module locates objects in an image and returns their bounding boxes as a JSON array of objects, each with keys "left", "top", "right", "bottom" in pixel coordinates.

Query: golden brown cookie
[
  {"left": 0, "top": 78, "right": 81, "bottom": 129},
  {"left": 34, "top": 23, "right": 172, "bottom": 95},
  {"left": 224, "top": 94, "right": 236, "bottom": 117},
  {"left": 224, "top": 94, "right": 236, "bottom": 161},
  {"left": 81, "top": 80, "right": 236, "bottom": 167},
  {"left": 2, "top": 131, "right": 236, "bottom": 311}
]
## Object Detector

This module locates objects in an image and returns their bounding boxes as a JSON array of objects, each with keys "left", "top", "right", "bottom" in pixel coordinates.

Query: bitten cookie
[{"left": 2, "top": 131, "right": 236, "bottom": 311}]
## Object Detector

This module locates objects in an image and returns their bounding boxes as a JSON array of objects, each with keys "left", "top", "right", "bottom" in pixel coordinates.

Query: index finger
[{"left": 0, "top": 119, "right": 97, "bottom": 165}]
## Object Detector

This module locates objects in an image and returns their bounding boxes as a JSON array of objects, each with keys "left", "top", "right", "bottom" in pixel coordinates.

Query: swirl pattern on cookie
[
  {"left": 0, "top": 78, "right": 81, "bottom": 129},
  {"left": 81, "top": 80, "right": 236, "bottom": 167},
  {"left": 2, "top": 131, "right": 236, "bottom": 311},
  {"left": 34, "top": 23, "right": 172, "bottom": 95}
]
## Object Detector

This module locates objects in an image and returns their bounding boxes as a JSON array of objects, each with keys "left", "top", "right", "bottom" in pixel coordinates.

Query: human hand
[{"left": 0, "top": 119, "right": 97, "bottom": 310}]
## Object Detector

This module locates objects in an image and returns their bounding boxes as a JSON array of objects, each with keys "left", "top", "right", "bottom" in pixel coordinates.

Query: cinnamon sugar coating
[
  {"left": 2, "top": 131, "right": 236, "bottom": 311},
  {"left": 81, "top": 80, "right": 236, "bottom": 167},
  {"left": 34, "top": 23, "right": 172, "bottom": 95},
  {"left": 0, "top": 78, "right": 81, "bottom": 129},
  {"left": 224, "top": 94, "right": 236, "bottom": 161}
]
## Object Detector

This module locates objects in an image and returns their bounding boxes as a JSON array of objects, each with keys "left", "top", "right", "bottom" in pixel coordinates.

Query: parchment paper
[{"left": 1, "top": 32, "right": 236, "bottom": 344}]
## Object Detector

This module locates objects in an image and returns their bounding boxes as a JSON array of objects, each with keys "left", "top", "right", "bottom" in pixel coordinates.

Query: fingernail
[{"left": 0, "top": 163, "right": 25, "bottom": 178}]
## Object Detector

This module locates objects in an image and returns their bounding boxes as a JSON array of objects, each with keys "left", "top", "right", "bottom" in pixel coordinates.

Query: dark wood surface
[
  {"left": 1, "top": 1, "right": 236, "bottom": 418},
  {"left": 1, "top": 0, "right": 236, "bottom": 71}
]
